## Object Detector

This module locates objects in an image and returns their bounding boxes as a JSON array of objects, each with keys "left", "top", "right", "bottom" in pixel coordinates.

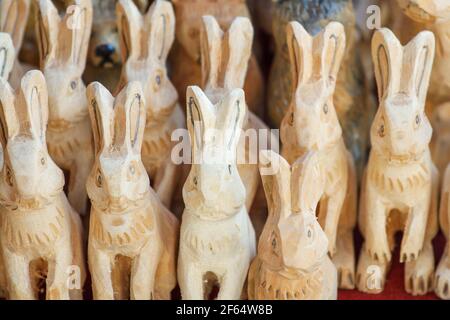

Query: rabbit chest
[
  {"left": 367, "top": 153, "right": 432, "bottom": 203},
  {"left": 180, "top": 208, "right": 251, "bottom": 258},
  {"left": 1, "top": 205, "right": 69, "bottom": 253},
  {"left": 252, "top": 258, "right": 326, "bottom": 300},
  {"left": 90, "top": 205, "right": 157, "bottom": 251}
]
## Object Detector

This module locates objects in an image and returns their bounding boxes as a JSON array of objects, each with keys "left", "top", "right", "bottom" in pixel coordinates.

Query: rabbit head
[
  {"left": 200, "top": 15, "right": 253, "bottom": 100},
  {"left": 281, "top": 21, "right": 346, "bottom": 151},
  {"left": 258, "top": 150, "right": 329, "bottom": 273},
  {"left": 0, "top": 0, "right": 30, "bottom": 60},
  {"left": 371, "top": 28, "right": 435, "bottom": 161},
  {"left": 0, "top": 32, "right": 14, "bottom": 80},
  {"left": 86, "top": 81, "right": 149, "bottom": 213},
  {"left": 36, "top": 0, "right": 93, "bottom": 122},
  {"left": 0, "top": 70, "right": 64, "bottom": 211},
  {"left": 183, "top": 85, "right": 246, "bottom": 218},
  {"left": 172, "top": 0, "right": 249, "bottom": 63},
  {"left": 117, "top": 0, "right": 177, "bottom": 125}
]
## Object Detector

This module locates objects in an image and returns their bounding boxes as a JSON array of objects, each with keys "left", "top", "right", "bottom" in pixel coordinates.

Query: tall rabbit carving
[
  {"left": 0, "top": 0, "right": 32, "bottom": 89},
  {"left": 86, "top": 81, "right": 179, "bottom": 300},
  {"left": 436, "top": 164, "right": 450, "bottom": 299},
  {"left": 248, "top": 150, "right": 337, "bottom": 300},
  {"left": 199, "top": 15, "right": 273, "bottom": 235},
  {"left": 356, "top": 28, "right": 438, "bottom": 296},
  {"left": 116, "top": 0, "right": 184, "bottom": 208},
  {"left": 178, "top": 86, "right": 256, "bottom": 300},
  {"left": 0, "top": 70, "right": 85, "bottom": 300},
  {"left": 36, "top": 0, "right": 94, "bottom": 215},
  {"left": 169, "top": 0, "right": 264, "bottom": 117},
  {"left": 280, "top": 21, "right": 357, "bottom": 289}
]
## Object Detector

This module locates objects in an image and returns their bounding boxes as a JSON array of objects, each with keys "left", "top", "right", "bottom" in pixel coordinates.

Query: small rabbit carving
[
  {"left": 35, "top": 0, "right": 94, "bottom": 215},
  {"left": 280, "top": 21, "right": 357, "bottom": 289},
  {"left": 86, "top": 81, "right": 179, "bottom": 300},
  {"left": 116, "top": 0, "right": 185, "bottom": 208},
  {"left": 199, "top": 15, "right": 273, "bottom": 234},
  {"left": 178, "top": 86, "right": 256, "bottom": 300},
  {"left": 0, "top": 0, "right": 32, "bottom": 89},
  {"left": 0, "top": 70, "right": 85, "bottom": 300},
  {"left": 436, "top": 163, "right": 450, "bottom": 299},
  {"left": 248, "top": 150, "right": 337, "bottom": 300},
  {"left": 356, "top": 28, "right": 438, "bottom": 295}
]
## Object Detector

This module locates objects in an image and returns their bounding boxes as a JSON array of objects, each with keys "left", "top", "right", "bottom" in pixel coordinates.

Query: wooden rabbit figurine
[
  {"left": 268, "top": 0, "right": 369, "bottom": 176},
  {"left": 0, "top": 0, "right": 32, "bottom": 89},
  {"left": 0, "top": 70, "right": 85, "bottom": 300},
  {"left": 169, "top": 0, "right": 264, "bottom": 117},
  {"left": 248, "top": 150, "right": 337, "bottom": 300},
  {"left": 36, "top": 0, "right": 94, "bottom": 215},
  {"left": 280, "top": 21, "right": 357, "bottom": 290},
  {"left": 436, "top": 164, "right": 450, "bottom": 299},
  {"left": 199, "top": 15, "right": 271, "bottom": 218},
  {"left": 116, "top": 0, "right": 184, "bottom": 208},
  {"left": 178, "top": 86, "right": 256, "bottom": 300},
  {"left": 86, "top": 81, "right": 179, "bottom": 300},
  {"left": 356, "top": 28, "right": 438, "bottom": 295}
]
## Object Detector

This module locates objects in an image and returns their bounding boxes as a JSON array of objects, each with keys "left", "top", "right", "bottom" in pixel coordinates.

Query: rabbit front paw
[
  {"left": 366, "top": 240, "right": 391, "bottom": 263},
  {"left": 400, "top": 239, "right": 422, "bottom": 263},
  {"left": 404, "top": 242, "right": 434, "bottom": 295},
  {"left": 435, "top": 254, "right": 450, "bottom": 299}
]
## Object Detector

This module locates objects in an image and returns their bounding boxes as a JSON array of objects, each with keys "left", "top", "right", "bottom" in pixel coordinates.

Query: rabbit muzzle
[{"left": 108, "top": 196, "right": 129, "bottom": 212}]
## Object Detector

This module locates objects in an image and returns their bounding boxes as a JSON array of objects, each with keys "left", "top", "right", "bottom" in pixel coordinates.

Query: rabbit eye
[
  {"left": 323, "top": 104, "right": 329, "bottom": 114},
  {"left": 271, "top": 237, "right": 277, "bottom": 249},
  {"left": 154, "top": 70, "right": 164, "bottom": 90},
  {"left": 5, "top": 167, "right": 13, "bottom": 187},
  {"left": 70, "top": 80, "right": 78, "bottom": 90},
  {"left": 306, "top": 225, "right": 315, "bottom": 243},
  {"left": 96, "top": 171, "right": 103, "bottom": 188},
  {"left": 193, "top": 176, "right": 198, "bottom": 186},
  {"left": 415, "top": 114, "right": 421, "bottom": 128},
  {"left": 378, "top": 124, "right": 385, "bottom": 137},
  {"left": 129, "top": 165, "right": 135, "bottom": 175},
  {"left": 289, "top": 112, "right": 294, "bottom": 126},
  {"left": 40, "top": 157, "right": 46, "bottom": 166},
  {"left": 228, "top": 165, "right": 232, "bottom": 175}
]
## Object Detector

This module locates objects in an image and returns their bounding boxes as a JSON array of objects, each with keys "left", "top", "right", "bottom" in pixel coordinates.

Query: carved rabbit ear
[
  {"left": 259, "top": 150, "right": 292, "bottom": 219},
  {"left": 0, "top": 77, "right": 18, "bottom": 146},
  {"left": 87, "top": 82, "right": 115, "bottom": 154},
  {"left": 286, "top": 21, "right": 312, "bottom": 89},
  {"left": 117, "top": 0, "right": 143, "bottom": 62},
  {"left": 62, "top": 0, "right": 93, "bottom": 70},
  {"left": 402, "top": 31, "right": 435, "bottom": 105},
  {"left": 223, "top": 17, "right": 253, "bottom": 90},
  {"left": 0, "top": 33, "right": 15, "bottom": 80},
  {"left": 17, "top": 70, "right": 49, "bottom": 142},
  {"left": 146, "top": 0, "right": 175, "bottom": 62},
  {"left": 36, "top": 0, "right": 60, "bottom": 67},
  {"left": 113, "top": 81, "right": 146, "bottom": 153},
  {"left": 218, "top": 88, "right": 246, "bottom": 151},
  {"left": 315, "top": 22, "right": 346, "bottom": 83},
  {"left": 200, "top": 15, "right": 224, "bottom": 90},
  {"left": 372, "top": 28, "right": 403, "bottom": 100},
  {"left": 186, "top": 85, "right": 215, "bottom": 157},
  {"left": 0, "top": 0, "right": 30, "bottom": 52}
]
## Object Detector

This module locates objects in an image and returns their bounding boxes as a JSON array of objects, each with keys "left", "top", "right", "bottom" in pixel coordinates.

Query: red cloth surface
[{"left": 338, "top": 232, "right": 445, "bottom": 300}]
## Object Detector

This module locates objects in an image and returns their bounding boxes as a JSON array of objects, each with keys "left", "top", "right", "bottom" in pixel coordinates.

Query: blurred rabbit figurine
[
  {"left": 0, "top": 0, "right": 32, "bottom": 89},
  {"left": 430, "top": 102, "right": 450, "bottom": 177},
  {"left": 35, "top": 0, "right": 94, "bottom": 215},
  {"left": 116, "top": 0, "right": 184, "bottom": 208},
  {"left": 86, "top": 81, "right": 179, "bottom": 300},
  {"left": 199, "top": 16, "right": 273, "bottom": 229},
  {"left": 0, "top": 31, "right": 15, "bottom": 298},
  {"left": 356, "top": 28, "right": 438, "bottom": 295},
  {"left": 280, "top": 21, "right": 357, "bottom": 289},
  {"left": 436, "top": 164, "right": 450, "bottom": 299},
  {"left": 0, "top": 70, "right": 85, "bottom": 300},
  {"left": 178, "top": 86, "right": 256, "bottom": 300},
  {"left": 248, "top": 150, "right": 337, "bottom": 300}
]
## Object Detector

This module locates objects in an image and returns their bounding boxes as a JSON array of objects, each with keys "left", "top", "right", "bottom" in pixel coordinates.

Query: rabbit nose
[{"left": 95, "top": 44, "right": 115, "bottom": 58}]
